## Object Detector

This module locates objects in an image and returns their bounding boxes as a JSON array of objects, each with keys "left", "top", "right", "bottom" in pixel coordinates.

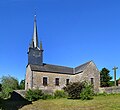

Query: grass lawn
[{"left": 19, "top": 94, "right": 120, "bottom": 110}]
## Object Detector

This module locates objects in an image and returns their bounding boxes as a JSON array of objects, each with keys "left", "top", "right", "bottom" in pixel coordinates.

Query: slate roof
[
  {"left": 75, "top": 61, "right": 91, "bottom": 74},
  {"left": 30, "top": 61, "right": 92, "bottom": 75}
]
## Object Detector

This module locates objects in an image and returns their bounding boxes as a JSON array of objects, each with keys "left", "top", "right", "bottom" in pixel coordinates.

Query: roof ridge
[
  {"left": 82, "top": 61, "right": 92, "bottom": 71},
  {"left": 74, "top": 61, "right": 92, "bottom": 74},
  {"left": 75, "top": 60, "right": 92, "bottom": 68},
  {"left": 44, "top": 63, "right": 73, "bottom": 69},
  {"left": 29, "top": 61, "right": 93, "bottom": 75}
]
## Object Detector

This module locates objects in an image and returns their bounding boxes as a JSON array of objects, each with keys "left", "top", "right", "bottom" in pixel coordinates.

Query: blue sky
[{"left": 0, "top": 0, "right": 120, "bottom": 81}]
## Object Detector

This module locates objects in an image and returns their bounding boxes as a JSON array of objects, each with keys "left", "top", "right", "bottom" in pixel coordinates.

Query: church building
[{"left": 25, "top": 15, "right": 100, "bottom": 93}]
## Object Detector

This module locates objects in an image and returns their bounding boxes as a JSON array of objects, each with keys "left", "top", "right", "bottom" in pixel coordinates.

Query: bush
[
  {"left": 0, "top": 96, "right": 2, "bottom": 103},
  {"left": 42, "top": 94, "right": 54, "bottom": 100},
  {"left": 95, "top": 92, "right": 107, "bottom": 96},
  {"left": 54, "top": 90, "right": 67, "bottom": 98},
  {"left": 0, "top": 94, "right": 3, "bottom": 109},
  {"left": 25, "top": 89, "right": 44, "bottom": 101},
  {"left": 1, "top": 88, "right": 14, "bottom": 98},
  {"left": 63, "top": 82, "right": 85, "bottom": 99},
  {"left": 0, "top": 84, "right": 2, "bottom": 91},
  {"left": 80, "top": 83, "right": 94, "bottom": 100},
  {"left": 0, "top": 75, "right": 19, "bottom": 98}
]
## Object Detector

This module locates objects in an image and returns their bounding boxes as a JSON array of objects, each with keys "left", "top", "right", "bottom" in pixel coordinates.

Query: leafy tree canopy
[
  {"left": 0, "top": 84, "right": 2, "bottom": 91},
  {"left": 100, "top": 68, "right": 112, "bottom": 87},
  {"left": 0, "top": 75, "right": 19, "bottom": 98},
  {"left": 19, "top": 79, "right": 25, "bottom": 90}
]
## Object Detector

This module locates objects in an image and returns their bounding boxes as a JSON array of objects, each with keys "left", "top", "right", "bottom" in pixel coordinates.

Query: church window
[
  {"left": 66, "top": 79, "right": 69, "bottom": 85},
  {"left": 43, "top": 77, "right": 47, "bottom": 86},
  {"left": 91, "top": 78, "right": 94, "bottom": 85},
  {"left": 55, "top": 78, "right": 59, "bottom": 86}
]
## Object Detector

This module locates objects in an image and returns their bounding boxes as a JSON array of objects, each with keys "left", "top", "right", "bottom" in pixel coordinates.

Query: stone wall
[
  {"left": 14, "top": 90, "right": 26, "bottom": 97},
  {"left": 25, "top": 62, "right": 100, "bottom": 92},
  {"left": 80, "top": 62, "right": 100, "bottom": 92},
  {"left": 32, "top": 71, "right": 75, "bottom": 92},
  {"left": 99, "top": 86, "right": 120, "bottom": 94},
  {"left": 25, "top": 65, "right": 33, "bottom": 90}
]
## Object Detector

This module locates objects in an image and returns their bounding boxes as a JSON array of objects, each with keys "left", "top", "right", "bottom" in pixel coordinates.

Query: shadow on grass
[{"left": 1, "top": 91, "right": 32, "bottom": 110}]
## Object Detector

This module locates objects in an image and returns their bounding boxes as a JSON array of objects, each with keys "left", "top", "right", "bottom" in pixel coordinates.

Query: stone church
[{"left": 25, "top": 15, "right": 100, "bottom": 92}]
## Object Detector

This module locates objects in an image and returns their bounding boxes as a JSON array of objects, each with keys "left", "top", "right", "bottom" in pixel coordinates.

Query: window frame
[
  {"left": 43, "top": 77, "right": 48, "bottom": 86},
  {"left": 55, "top": 78, "right": 59, "bottom": 86},
  {"left": 91, "top": 78, "right": 94, "bottom": 85},
  {"left": 66, "top": 79, "right": 69, "bottom": 85}
]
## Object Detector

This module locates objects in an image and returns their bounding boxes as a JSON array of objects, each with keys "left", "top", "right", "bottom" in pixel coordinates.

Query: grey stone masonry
[{"left": 28, "top": 47, "right": 43, "bottom": 65}]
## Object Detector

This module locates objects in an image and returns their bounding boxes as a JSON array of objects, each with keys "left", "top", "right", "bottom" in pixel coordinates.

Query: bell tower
[{"left": 28, "top": 15, "right": 43, "bottom": 65}]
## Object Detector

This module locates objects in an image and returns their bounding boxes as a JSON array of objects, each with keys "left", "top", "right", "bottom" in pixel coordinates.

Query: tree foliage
[
  {"left": 116, "top": 78, "right": 120, "bottom": 86},
  {"left": 54, "top": 90, "right": 67, "bottom": 98},
  {"left": 100, "top": 68, "right": 112, "bottom": 87},
  {"left": 0, "top": 84, "right": 2, "bottom": 91},
  {"left": 63, "top": 82, "right": 85, "bottom": 99},
  {"left": 109, "top": 81, "right": 114, "bottom": 87},
  {"left": 64, "top": 82, "right": 94, "bottom": 100},
  {"left": 0, "top": 75, "right": 19, "bottom": 98},
  {"left": 25, "top": 89, "right": 44, "bottom": 101},
  {"left": 80, "top": 83, "right": 94, "bottom": 100},
  {"left": 19, "top": 79, "right": 25, "bottom": 89}
]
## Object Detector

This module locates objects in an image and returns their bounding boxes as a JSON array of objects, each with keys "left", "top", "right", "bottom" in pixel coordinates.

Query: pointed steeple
[
  {"left": 30, "top": 15, "right": 39, "bottom": 48},
  {"left": 28, "top": 15, "right": 44, "bottom": 65}
]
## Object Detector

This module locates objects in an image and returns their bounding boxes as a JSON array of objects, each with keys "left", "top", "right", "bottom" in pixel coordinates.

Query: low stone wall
[
  {"left": 14, "top": 90, "right": 26, "bottom": 97},
  {"left": 99, "top": 86, "right": 120, "bottom": 94},
  {"left": 14, "top": 89, "right": 54, "bottom": 97},
  {"left": 14, "top": 87, "right": 120, "bottom": 97}
]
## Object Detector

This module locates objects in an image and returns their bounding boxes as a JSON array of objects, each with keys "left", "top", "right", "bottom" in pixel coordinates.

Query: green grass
[
  {"left": 1, "top": 94, "right": 120, "bottom": 110},
  {"left": 20, "top": 94, "right": 120, "bottom": 110}
]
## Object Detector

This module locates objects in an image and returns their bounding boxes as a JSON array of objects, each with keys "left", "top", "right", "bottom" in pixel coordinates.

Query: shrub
[
  {"left": 0, "top": 94, "right": 3, "bottom": 109},
  {"left": 42, "top": 94, "right": 54, "bottom": 100},
  {"left": 95, "top": 92, "right": 107, "bottom": 96},
  {"left": 54, "top": 90, "right": 67, "bottom": 98},
  {"left": 63, "top": 82, "right": 85, "bottom": 99},
  {"left": 0, "top": 92, "right": 3, "bottom": 99},
  {"left": 0, "top": 75, "right": 19, "bottom": 98},
  {"left": 25, "top": 89, "right": 44, "bottom": 101},
  {"left": 0, "top": 84, "right": 2, "bottom": 91},
  {"left": 80, "top": 83, "right": 94, "bottom": 100},
  {"left": 0, "top": 99, "right": 1, "bottom": 105}
]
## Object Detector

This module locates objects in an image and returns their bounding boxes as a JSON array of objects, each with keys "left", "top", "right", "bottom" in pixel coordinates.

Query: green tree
[
  {"left": 0, "top": 84, "right": 2, "bottom": 91},
  {"left": 19, "top": 79, "right": 25, "bottom": 89},
  {"left": 116, "top": 78, "right": 120, "bottom": 86},
  {"left": 109, "top": 81, "right": 114, "bottom": 87},
  {"left": 100, "top": 68, "right": 112, "bottom": 87},
  {"left": 0, "top": 75, "right": 19, "bottom": 98}
]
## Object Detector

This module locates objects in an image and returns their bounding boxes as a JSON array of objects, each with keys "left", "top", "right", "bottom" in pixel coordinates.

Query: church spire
[
  {"left": 30, "top": 14, "right": 39, "bottom": 48},
  {"left": 28, "top": 15, "right": 43, "bottom": 65}
]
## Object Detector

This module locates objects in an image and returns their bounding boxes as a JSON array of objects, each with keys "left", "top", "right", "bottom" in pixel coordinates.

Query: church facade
[{"left": 25, "top": 16, "right": 100, "bottom": 92}]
